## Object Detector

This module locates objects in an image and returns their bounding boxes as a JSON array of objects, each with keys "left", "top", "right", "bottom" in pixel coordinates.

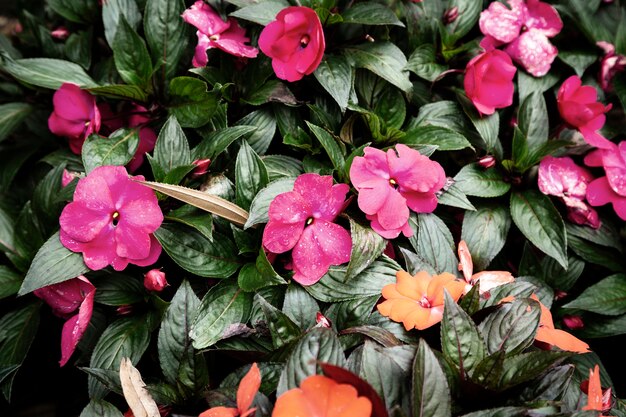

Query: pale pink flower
[
  {"left": 59, "top": 166, "right": 163, "bottom": 271},
  {"left": 258, "top": 6, "right": 325, "bottom": 82},
  {"left": 144, "top": 269, "right": 168, "bottom": 292},
  {"left": 262, "top": 173, "right": 351, "bottom": 285},
  {"left": 34, "top": 276, "right": 95, "bottom": 366},
  {"left": 584, "top": 141, "right": 626, "bottom": 220},
  {"left": 464, "top": 48, "right": 517, "bottom": 115},
  {"left": 349, "top": 144, "right": 446, "bottom": 239},
  {"left": 597, "top": 41, "right": 626, "bottom": 92},
  {"left": 538, "top": 156, "right": 600, "bottom": 228},
  {"left": 479, "top": 0, "right": 562, "bottom": 76},
  {"left": 182, "top": 1, "right": 258, "bottom": 67},
  {"left": 557, "top": 76, "right": 613, "bottom": 150},
  {"left": 48, "top": 83, "right": 101, "bottom": 154}
]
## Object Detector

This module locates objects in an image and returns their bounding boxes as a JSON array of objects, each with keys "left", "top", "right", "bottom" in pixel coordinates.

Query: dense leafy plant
[{"left": 1, "top": 0, "right": 626, "bottom": 416}]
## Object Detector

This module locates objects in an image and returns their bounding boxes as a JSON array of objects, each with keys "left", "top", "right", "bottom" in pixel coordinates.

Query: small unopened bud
[
  {"left": 51, "top": 27, "right": 70, "bottom": 40},
  {"left": 62, "top": 169, "right": 81, "bottom": 187},
  {"left": 443, "top": 7, "right": 458, "bottom": 25},
  {"left": 116, "top": 304, "right": 134, "bottom": 316},
  {"left": 478, "top": 155, "right": 496, "bottom": 169},
  {"left": 144, "top": 269, "right": 168, "bottom": 292},
  {"left": 365, "top": 34, "right": 375, "bottom": 42},
  {"left": 562, "top": 314, "right": 584, "bottom": 330},
  {"left": 315, "top": 312, "right": 332, "bottom": 328},
  {"left": 191, "top": 158, "right": 211, "bottom": 178},
  {"left": 554, "top": 289, "right": 568, "bottom": 300}
]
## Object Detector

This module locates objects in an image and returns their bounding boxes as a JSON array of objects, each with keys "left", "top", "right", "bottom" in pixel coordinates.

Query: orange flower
[
  {"left": 272, "top": 375, "right": 372, "bottom": 417},
  {"left": 200, "top": 363, "right": 261, "bottom": 417},
  {"left": 457, "top": 240, "right": 514, "bottom": 294},
  {"left": 583, "top": 365, "right": 614, "bottom": 416},
  {"left": 377, "top": 270, "right": 466, "bottom": 330}
]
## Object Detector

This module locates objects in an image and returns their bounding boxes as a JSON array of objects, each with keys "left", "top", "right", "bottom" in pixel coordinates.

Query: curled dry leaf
[{"left": 120, "top": 357, "right": 161, "bottom": 417}]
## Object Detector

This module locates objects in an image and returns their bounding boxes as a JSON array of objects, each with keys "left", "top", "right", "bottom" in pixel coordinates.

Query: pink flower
[
  {"left": 562, "top": 315, "right": 585, "bottom": 330},
  {"left": 349, "top": 144, "right": 446, "bottom": 239},
  {"left": 34, "top": 276, "right": 95, "bottom": 366},
  {"left": 144, "top": 269, "right": 168, "bottom": 292},
  {"left": 258, "top": 6, "right": 325, "bottom": 82},
  {"left": 557, "top": 76, "right": 613, "bottom": 150},
  {"left": 262, "top": 173, "right": 351, "bottom": 285},
  {"left": 59, "top": 166, "right": 163, "bottom": 271},
  {"left": 597, "top": 41, "right": 626, "bottom": 92},
  {"left": 584, "top": 141, "right": 626, "bottom": 220},
  {"left": 479, "top": 0, "right": 562, "bottom": 76},
  {"left": 182, "top": 0, "right": 258, "bottom": 68},
  {"left": 190, "top": 158, "right": 211, "bottom": 178},
  {"left": 538, "top": 156, "right": 600, "bottom": 229},
  {"left": 464, "top": 49, "right": 516, "bottom": 115},
  {"left": 48, "top": 83, "right": 101, "bottom": 154},
  {"left": 50, "top": 26, "right": 70, "bottom": 40}
]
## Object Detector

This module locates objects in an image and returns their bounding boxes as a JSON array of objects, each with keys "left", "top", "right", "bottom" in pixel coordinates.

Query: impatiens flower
[
  {"left": 377, "top": 270, "right": 466, "bottom": 331},
  {"left": 182, "top": 0, "right": 258, "bottom": 68},
  {"left": 562, "top": 314, "right": 585, "bottom": 330},
  {"left": 597, "top": 41, "right": 626, "bottom": 92},
  {"left": 144, "top": 269, "right": 167, "bottom": 292},
  {"left": 350, "top": 144, "right": 446, "bottom": 239},
  {"left": 191, "top": 158, "right": 211, "bottom": 178},
  {"left": 272, "top": 375, "right": 372, "bottom": 417},
  {"left": 259, "top": 6, "right": 325, "bottom": 82},
  {"left": 538, "top": 156, "right": 600, "bottom": 229},
  {"left": 34, "top": 276, "right": 95, "bottom": 366},
  {"left": 262, "top": 173, "right": 351, "bottom": 285},
  {"left": 585, "top": 141, "right": 626, "bottom": 220},
  {"left": 464, "top": 49, "right": 517, "bottom": 115},
  {"left": 557, "top": 75, "right": 613, "bottom": 149},
  {"left": 59, "top": 165, "right": 163, "bottom": 271},
  {"left": 479, "top": 0, "right": 563, "bottom": 76},
  {"left": 582, "top": 365, "right": 614, "bottom": 415},
  {"left": 457, "top": 240, "right": 514, "bottom": 294},
  {"left": 48, "top": 83, "right": 101, "bottom": 154},
  {"left": 199, "top": 363, "right": 260, "bottom": 417},
  {"left": 532, "top": 295, "right": 590, "bottom": 353}
]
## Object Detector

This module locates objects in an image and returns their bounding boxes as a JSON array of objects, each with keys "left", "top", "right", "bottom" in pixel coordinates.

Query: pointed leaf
[
  {"left": 82, "top": 128, "right": 140, "bottom": 173},
  {"left": 461, "top": 204, "right": 511, "bottom": 270},
  {"left": 478, "top": 298, "right": 541, "bottom": 355},
  {"left": 168, "top": 76, "right": 217, "bottom": 128},
  {"left": 409, "top": 213, "right": 458, "bottom": 275},
  {"left": 563, "top": 274, "right": 626, "bottom": 315},
  {"left": 236, "top": 140, "right": 269, "bottom": 211},
  {"left": 344, "top": 217, "right": 386, "bottom": 282},
  {"left": 119, "top": 358, "right": 160, "bottom": 417},
  {"left": 454, "top": 163, "right": 510, "bottom": 198},
  {"left": 144, "top": 0, "right": 188, "bottom": 79},
  {"left": 154, "top": 115, "right": 191, "bottom": 172},
  {"left": 412, "top": 339, "right": 451, "bottom": 417},
  {"left": 255, "top": 293, "right": 301, "bottom": 349},
  {"left": 344, "top": 42, "right": 412, "bottom": 93},
  {"left": 314, "top": 55, "right": 353, "bottom": 111},
  {"left": 244, "top": 178, "right": 295, "bottom": 229},
  {"left": 112, "top": 15, "right": 152, "bottom": 87}
]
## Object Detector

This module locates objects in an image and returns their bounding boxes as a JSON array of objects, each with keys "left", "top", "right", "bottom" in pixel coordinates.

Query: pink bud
[
  {"left": 116, "top": 304, "right": 134, "bottom": 316},
  {"left": 315, "top": 312, "right": 332, "bottom": 328},
  {"left": 62, "top": 169, "right": 76, "bottom": 187},
  {"left": 554, "top": 290, "right": 568, "bottom": 300},
  {"left": 51, "top": 27, "right": 70, "bottom": 40},
  {"left": 144, "top": 269, "right": 168, "bottom": 292},
  {"left": 562, "top": 314, "right": 584, "bottom": 330},
  {"left": 478, "top": 155, "right": 496, "bottom": 169},
  {"left": 443, "top": 7, "right": 458, "bottom": 25},
  {"left": 191, "top": 158, "right": 211, "bottom": 178}
]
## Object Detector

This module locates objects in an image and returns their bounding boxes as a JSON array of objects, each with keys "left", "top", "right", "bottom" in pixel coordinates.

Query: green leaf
[
  {"left": 244, "top": 80, "right": 297, "bottom": 106},
  {"left": 344, "top": 42, "right": 412, "bottom": 93},
  {"left": 0, "top": 266, "right": 21, "bottom": 300},
  {"left": 307, "top": 122, "right": 345, "bottom": 172},
  {"left": 305, "top": 257, "right": 399, "bottom": 302},
  {"left": 220, "top": 362, "right": 284, "bottom": 396},
  {"left": 236, "top": 140, "right": 269, "bottom": 211},
  {"left": 406, "top": 44, "right": 448, "bottom": 82},
  {"left": 144, "top": 0, "right": 188, "bottom": 80},
  {"left": 49, "top": 0, "right": 98, "bottom": 24},
  {"left": 283, "top": 283, "right": 320, "bottom": 330},
  {"left": 155, "top": 223, "right": 239, "bottom": 278},
  {"left": 541, "top": 255, "right": 585, "bottom": 292},
  {"left": 437, "top": 183, "right": 476, "bottom": 211},
  {"left": 112, "top": 15, "right": 152, "bottom": 87},
  {"left": 88, "top": 315, "right": 151, "bottom": 399},
  {"left": 457, "top": 92, "right": 501, "bottom": 156},
  {"left": 480, "top": 281, "right": 536, "bottom": 309},
  {"left": 496, "top": 351, "right": 570, "bottom": 391},
  {"left": 276, "top": 327, "right": 346, "bottom": 395},
  {"left": 344, "top": 217, "right": 386, "bottom": 282},
  {"left": 400, "top": 125, "right": 472, "bottom": 151},
  {"left": 518, "top": 92, "right": 548, "bottom": 150},
  {"left": 517, "top": 70, "right": 559, "bottom": 102},
  {"left": 0, "top": 146, "right": 38, "bottom": 192},
  {"left": 563, "top": 274, "right": 626, "bottom": 315},
  {"left": 510, "top": 190, "right": 568, "bottom": 269},
  {"left": 314, "top": 55, "right": 353, "bottom": 111},
  {"left": 454, "top": 164, "right": 510, "bottom": 198},
  {"left": 441, "top": 0, "right": 481, "bottom": 45},
  {"left": 342, "top": 2, "right": 404, "bottom": 26},
  {"left": 235, "top": 109, "right": 277, "bottom": 155},
  {"left": 374, "top": 86, "right": 406, "bottom": 130},
  {"left": 65, "top": 30, "right": 93, "bottom": 70},
  {"left": 478, "top": 298, "right": 541, "bottom": 354},
  {"left": 440, "top": 291, "right": 486, "bottom": 375},
  {"left": 237, "top": 249, "right": 287, "bottom": 292},
  {"left": 154, "top": 115, "right": 191, "bottom": 172},
  {"left": 87, "top": 84, "right": 148, "bottom": 102},
  {"left": 18, "top": 232, "right": 89, "bottom": 295},
  {"left": 245, "top": 178, "right": 295, "bottom": 229},
  {"left": 577, "top": 313, "right": 626, "bottom": 338},
  {"left": 102, "top": 0, "right": 141, "bottom": 47},
  {"left": 412, "top": 339, "right": 452, "bottom": 417},
  {"left": 0, "top": 103, "right": 32, "bottom": 143},
  {"left": 158, "top": 280, "right": 208, "bottom": 391},
  {"left": 567, "top": 234, "right": 623, "bottom": 272},
  {"left": 360, "top": 341, "right": 407, "bottom": 409},
  {"left": 408, "top": 213, "right": 458, "bottom": 276},
  {"left": 0, "top": 57, "right": 97, "bottom": 89},
  {"left": 263, "top": 155, "right": 303, "bottom": 181},
  {"left": 229, "top": 0, "right": 289, "bottom": 25},
  {"left": 79, "top": 400, "right": 124, "bottom": 417},
  {"left": 166, "top": 205, "right": 213, "bottom": 242},
  {"left": 82, "top": 128, "right": 140, "bottom": 173},
  {"left": 92, "top": 272, "right": 144, "bottom": 306},
  {"left": 565, "top": 220, "right": 622, "bottom": 250},
  {"left": 190, "top": 280, "right": 253, "bottom": 349},
  {"left": 518, "top": 364, "right": 574, "bottom": 402},
  {"left": 325, "top": 296, "right": 379, "bottom": 330},
  {"left": 168, "top": 77, "right": 217, "bottom": 128},
  {"left": 256, "top": 293, "right": 301, "bottom": 349},
  {"left": 460, "top": 407, "right": 528, "bottom": 417},
  {"left": 461, "top": 204, "right": 511, "bottom": 270}
]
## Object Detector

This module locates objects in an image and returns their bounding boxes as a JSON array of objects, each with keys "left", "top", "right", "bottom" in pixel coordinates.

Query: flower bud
[
  {"left": 562, "top": 314, "right": 584, "bottom": 330},
  {"left": 191, "top": 158, "right": 211, "bottom": 178},
  {"left": 553, "top": 290, "right": 568, "bottom": 300},
  {"left": 144, "top": 269, "right": 168, "bottom": 292},
  {"left": 443, "top": 7, "right": 458, "bottom": 25},
  {"left": 116, "top": 304, "right": 134, "bottom": 316},
  {"left": 51, "top": 27, "right": 70, "bottom": 40},
  {"left": 478, "top": 155, "right": 496, "bottom": 169},
  {"left": 315, "top": 312, "right": 331, "bottom": 328}
]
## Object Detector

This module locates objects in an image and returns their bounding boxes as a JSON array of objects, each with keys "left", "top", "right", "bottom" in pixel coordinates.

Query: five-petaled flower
[
  {"left": 48, "top": 83, "right": 101, "bottom": 154},
  {"left": 34, "top": 276, "right": 96, "bottom": 366},
  {"left": 457, "top": 240, "right": 514, "bottom": 294},
  {"left": 377, "top": 270, "right": 466, "bottom": 331},
  {"left": 350, "top": 144, "right": 446, "bottom": 239},
  {"left": 59, "top": 165, "right": 163, "bottom": 271},
  {"left": 479, "top": 0, "right": 563, "bottom": 76},
  {"left": 262, "top": 173, "right": 351, "bottom": 285},
  {"left": 584, "top": 141, "right": 626, "bottom": 220},
  {"left": 259, "top": 6, "right": 325, "bottom": 82},
  {"left": 272, "top": 374, "right": 372, "bottom": 417},
  {"left": 464, "top": 48, "right": 517, "bottom": 116},
  {"left": 199, "top": 363, "right": 260, "bottom": 417},
  {"left": 182, "top": 0, "right": 258, "bottom": 68}
]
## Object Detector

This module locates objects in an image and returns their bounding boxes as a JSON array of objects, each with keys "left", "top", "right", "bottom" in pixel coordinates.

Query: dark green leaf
[
  {"left": 193, "top": 125, "right": 256, "bottom": 160},
  {"left": 87, "top": 84, "right": 149, "bottom": 103},
  {"left": 235, "top": 109, "right": 277, "bottom": 155},
  {"left": 406, "top": 44, "right": 448, "bottom": 82},
  {"left": 496, "top": 351, "right": 570, "bottom": 390},
  {"left": 112, "top": 16, "right": 153, "bottom": 87},
  {"left": 510, "top": 190, "right": 568, "bottom": 269},
  {"left": 457, "top": 92, "right": 501, "bottom": 156},
  {"left": 541, "top": 255, "right": 584, "bottom": 292},
  {"left": 441, "top": 0, "right": 481, "bottom": 45},
  {"left": 82, "top": 128, "right": 140, "bottom": 173},
  {"left": 518, "top": 92, "right": 548, "bottom": 150},
  {"left": 567, "top": 234, "right": 623, "bottom": 272},
  {"left": 454, "top": 164, "right": 510, "bottom": 198},
  {"left": 255, "top": 293, "right": 301, "bottom": 349},
  {"left": 283, "top": 284, "right": 320, "bottom": 330},
  {"left": 314, "top": 55, "right": 353, "bottom": 111},
  {"left": 577, "top": 313, "right": 626, "bottom": 338},
  {"left": 220, "top": 362, "right": 284, "bottom": 396},
  {"left": 342, "top": 2, "right": 404, "bottom": 26},
  {"left": 91, "top": 272, "right": 144, "bottom": 306},
  {"left": 102, "top": 0, "right": 141, "bottom": 47},
  {"left": 0, "top": 57, "right": 97, "bottom": 89},
  {"left": 563, "top": 274, "right": 626, "bottom": 315},
  {"left": 306, "top": 122, "right": 346, "bottom": 172},
  {"left": 437, "top": 183, "right": 476, "bottom": 211},
  {"left": 166, "top": 205, "right": 213, "bottom": 242},
  {"left": 79, "top": 400, "right": 124, "bottom": 417},
  {"left": 325, "top": 295, "right": 379, "bottom": 330},
  {"left": 80, "top": 368, "right": 122, "bottom": 394},
  {"left": 0, "top": 266, "right": 21, "bottom": 300},
  {"left": 229, "top": 1, "right": 289, "bottom": 25},
  {"left": 559, "top": 50, "right": 597, "bottom": 78},
  {"left": 400, "top": 125, "right": 472, "bottom": 151},
  {"left": 65, "top": 30, "right": 92, "bottom": 69},
  {"left": 408, "top": 213, "right": 458, "bottom": 275},
  {"left": 237, "top": 250, "right": 287, "bottom": 292},
  {"left": 341, "top": 325, "right": 401, "bottom": 347},
  {"left": 154, "top": 115, "right": 191, "bottom": 172},
  {"left": 0, "top": 146, "right": 38, "bottom": 191},
  {"left": 49, "top": 0, "right": 98, "bottom": 24},
  {"left": 461, "top": 204, "right": 511, "bottom": 270},
  {"left": 244, "top": 178, "right": 295, "bottom": 229},
  {"left": 518, "top": 365, "right": 574, "bottom": 402},
  {"left": 459, "top": 407, "right": 528, "bottom": 417},
  {"left": 0, "top": 103, "right": 32, "bottom": 143},
  {"left": 244, "top": 80, "right": 298, "bottom": 106},
  {"left": 565, "top": 220, "right": 622, "bottom": 250},
  {"left": 480, "top": 281, "right": 536, "bottom": 309},
  {"left": 168, "top": 77, "right": 217, "bottom": 128},
  {"left": 478, "top": 298, "right": 541, "bottom": 354},
  {"left": 344, "top": 217, "right": 386, "bottom": 282},
  {"left": 517, "top": 70, "right": 560, "bottom": 102},
  {"left": 236, "top": 140, "right": 269, "bottom": 211},
  {"left": 360, "top": 341, "right": 407, "bottom": 409},
  {"left": 344, "top": 42, "right": 412, "bottom": 93},
  {"left": 144, "top": 0, "right": 188, "bottom": 80},
  {"left": 412, "top": 339, "right": 451, "bottom": 417},
  {"left": 263, "top": 155, "right": 303, "bottom": 181}
]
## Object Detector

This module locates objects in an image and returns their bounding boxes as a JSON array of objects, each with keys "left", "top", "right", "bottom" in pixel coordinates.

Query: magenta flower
[
  {"left": 34, "top": 276, "right": 95, "bottom": 366},
  {"left": 262, "top": 173, "right": 351, "bottom": 285},
  {"left": 538, "top": 156, "right": 600, "bottom": 229},
  {"left": 59, "top": 165, "right": 163, "bottom": 271},
  {"left": 349, "top": 144, "right": 446, "bottom": 239},
  {"left": 597, "top": 41, "right": 626, "bottom": 92},
  {"left": 464, "top": 48, "right": 517, "bottom": 115},
  {"left": 182, "top": 0, "right": 258, "bottom": 67},
  {"left": 584, "top": 141, "right": 626, "bottom": 220},
  {"left": 258, "top": 6, "right": 325, "bottom": 82},
  {"left": 557, "top": 76, "right": 613, "bottom": 150},
  {"left": 479, "top": 0, "right": 562, "bottom": 76},
  {"left": 144, "top": 269, "right": 168, "bottom": 292},
  {"left": 48, "top": 83, "right": 101, "bottom": 154}
]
